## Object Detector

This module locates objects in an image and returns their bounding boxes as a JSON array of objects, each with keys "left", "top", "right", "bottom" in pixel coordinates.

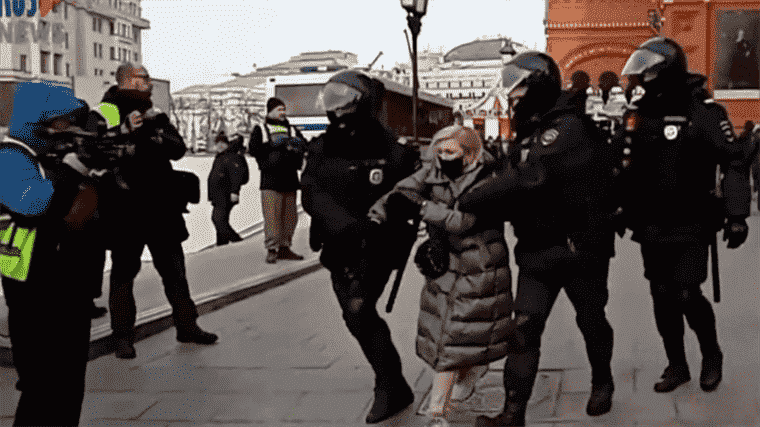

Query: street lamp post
[
  {"left": 400, "top": 0, "right": 428, "bottom": 146},
  {"left": 499, "top": 39, "right": 517, "bottom": 139}
]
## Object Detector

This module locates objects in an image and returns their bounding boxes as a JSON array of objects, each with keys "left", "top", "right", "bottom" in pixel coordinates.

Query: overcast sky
[{"left": 140, "top": 0, "right": 547, "bottom": 92}]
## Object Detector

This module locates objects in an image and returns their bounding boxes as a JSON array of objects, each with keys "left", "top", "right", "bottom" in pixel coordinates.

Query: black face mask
[{"left": 439, "top": 157, "right": 464, "bottom": 179}]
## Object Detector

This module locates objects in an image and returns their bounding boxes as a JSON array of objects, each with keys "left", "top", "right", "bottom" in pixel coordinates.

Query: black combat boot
[
  {"left": 176, "top": 323, "right": 218, "bottom": 344},
  {"left": 700, "top": 350, "right": 723, "bottom": 392},
  {"left": 114, "top": 334, "right": 136, "bottom": 359},
  {"left": 365, "top": 378, "right": 414, "bottom": 424},
  {"left": 586, "top": 381, "right": 614, "bottom": 416},
  {"left": 654, "top": 364, "right": 691, "bottom": 393},
  {"left": 475, "top": 390, "right": 527, "bottom": 427}
]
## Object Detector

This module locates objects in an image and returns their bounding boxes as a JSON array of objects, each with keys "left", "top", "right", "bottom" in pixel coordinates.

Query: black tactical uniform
[
  {"left": 300, "top": 70, "right": 418, "bottom": 424},
  {"left": 457, "top": 52, "right": 618, "bottom": 427},
  {"left": 615, "top": 37, "right": 752, "bottom": 394}
]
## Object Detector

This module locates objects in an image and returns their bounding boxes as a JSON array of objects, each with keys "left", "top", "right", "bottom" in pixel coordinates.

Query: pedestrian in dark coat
[
  {"left": 369, "top": 125, "right": 512, "bottom": 424},
  {"left": 90, "top": 63, "right": 218, "bottom": 359},
  {"left": 209, "top": 133, "right": 249, "bottom": 245},
  {"left": 248, "top": 98, "right": 306, "bottom": 263}
]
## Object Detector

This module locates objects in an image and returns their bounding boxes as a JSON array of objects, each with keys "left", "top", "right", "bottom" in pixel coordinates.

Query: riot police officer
[
  {"left": 457, "top": 52, "right": 618, "bottom": 426},
  {"left": 614, "top": 37, "right": 752, "bottom": 394},
  {"left": 300, "top": 70, "right": 419, "bottom": 424}
]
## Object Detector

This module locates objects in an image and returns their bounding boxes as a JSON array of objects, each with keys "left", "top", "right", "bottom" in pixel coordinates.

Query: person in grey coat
[{"left": 369, "top": 125, "right": 513, "bottom": 426}]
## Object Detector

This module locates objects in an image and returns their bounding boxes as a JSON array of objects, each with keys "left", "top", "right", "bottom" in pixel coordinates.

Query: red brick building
[{"left": 546, "top": 0, "right": 760, "bottom": 132}]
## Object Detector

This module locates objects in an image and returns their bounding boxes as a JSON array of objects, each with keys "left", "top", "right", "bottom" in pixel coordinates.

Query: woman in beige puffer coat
[{"left": 369, "top": 125, "right": 513, "bottom": 425}]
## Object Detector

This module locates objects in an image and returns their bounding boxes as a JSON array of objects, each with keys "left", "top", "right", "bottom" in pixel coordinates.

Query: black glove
[
  {"left": 414, "top": 238, "right": 449, "bottom": 279},
  {"left": 386, "top": 192, "right": 423, "bottom": 224},
  {"left": 724, "top": 217, "right": 749, "bottom": 249}
]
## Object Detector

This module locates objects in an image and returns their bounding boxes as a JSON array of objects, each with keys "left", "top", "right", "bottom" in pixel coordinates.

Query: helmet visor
[
  {"left": 621, "top": 49, "right": 666, "bottom": 76},
  {"left": 498, "top": 66, "right": 533, "bottom": 97},
  {"left": 321, "top": 82, "right": 362, "bottom": 112}
]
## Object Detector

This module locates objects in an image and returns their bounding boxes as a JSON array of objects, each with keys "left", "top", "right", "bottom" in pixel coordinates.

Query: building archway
[{"left": 558, "top": 44, "right": 638, "bottom": 89}]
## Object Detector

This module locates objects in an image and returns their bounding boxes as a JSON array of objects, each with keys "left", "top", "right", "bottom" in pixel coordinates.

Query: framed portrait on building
[{"left": 714, "top": 9, "right": 759, "bottom": 97}]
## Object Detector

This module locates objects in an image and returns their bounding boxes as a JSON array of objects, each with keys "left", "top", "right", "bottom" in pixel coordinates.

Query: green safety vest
[
  {"left": 92, "top": 102, "right": 121, "bottom": 128},
  {"left": 0, "top": 214, "right": 36, "bottom": 282},
  {"left": 0, "top": 137, "right": 41, "bottom": 282}
]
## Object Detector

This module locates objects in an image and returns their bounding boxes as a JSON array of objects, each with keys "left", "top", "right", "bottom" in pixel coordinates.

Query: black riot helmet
[
  {"left": 500, "top": 52, "right": 562, "bottom": 128},
  {"left": 322, "top": 70, "right": 385, "bottom": 126},
  {"left": 621, "top": 37, "right": 688, "bottom": 96}
]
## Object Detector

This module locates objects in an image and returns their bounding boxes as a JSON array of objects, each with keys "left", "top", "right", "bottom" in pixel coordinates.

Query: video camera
[{"left": 42, "top": 124, "right": 131, "bottom": 171}]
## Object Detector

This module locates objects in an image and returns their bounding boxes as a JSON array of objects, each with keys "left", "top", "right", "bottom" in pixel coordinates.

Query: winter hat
[
  {"left": 431, "top": 125, "right": 483, "bottom": 166},
  {"left": 266, "top": 97, "right": 286, "bottom": 114}
]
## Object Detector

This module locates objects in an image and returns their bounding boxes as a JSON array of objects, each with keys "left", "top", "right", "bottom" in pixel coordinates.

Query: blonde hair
[{"left": 431, "top": 125, "right": 483, "bottom": 166}]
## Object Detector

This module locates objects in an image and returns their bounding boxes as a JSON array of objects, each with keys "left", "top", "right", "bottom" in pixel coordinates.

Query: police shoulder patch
[
  {"left": 369, "top": 168, "right": 383, "bottom": 185},
  {"left": 540, "top": 129, "right": 559, "bottom": 146}
]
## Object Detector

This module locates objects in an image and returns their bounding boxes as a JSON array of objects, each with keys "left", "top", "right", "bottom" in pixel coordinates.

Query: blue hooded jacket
[{"left": 0, "top": 82, "right": 88, "bottom": 217}]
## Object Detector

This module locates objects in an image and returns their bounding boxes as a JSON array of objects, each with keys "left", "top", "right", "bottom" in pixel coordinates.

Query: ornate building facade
[{"left": 546, "top": 0, "right": 760, "bottom": 132}]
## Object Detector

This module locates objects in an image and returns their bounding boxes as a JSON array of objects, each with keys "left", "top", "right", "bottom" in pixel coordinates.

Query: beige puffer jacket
[{"left": 369, "top": 152, "right": 513, "bottom": 372}]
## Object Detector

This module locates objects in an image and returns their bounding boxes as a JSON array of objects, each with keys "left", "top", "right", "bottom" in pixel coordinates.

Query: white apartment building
[{"left": 0, "top": 0, "right": 149, "bottom": 88}]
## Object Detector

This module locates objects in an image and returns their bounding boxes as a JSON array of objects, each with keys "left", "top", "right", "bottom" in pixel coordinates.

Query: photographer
[
  {"left": 248, "top": 98, "right": 306, "bottom": 264},
  {"left": 1, "top": 82, "right": 101, "bottom": 425},
  {"left": 91, "top": 63, "right": 217, "bottom": 359}
]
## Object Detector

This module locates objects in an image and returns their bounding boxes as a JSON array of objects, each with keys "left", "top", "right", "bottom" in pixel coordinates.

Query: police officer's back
[{"left": 300, "top": 70, "right": 418, "bottom": 424}]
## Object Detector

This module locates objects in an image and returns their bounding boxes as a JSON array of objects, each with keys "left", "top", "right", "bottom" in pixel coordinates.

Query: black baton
[
  {"left": 710, "top": 232, "right": 721, "bottom": 303},
  {"left": 385, "top": 218, "right": 421, "bottom": 313}
]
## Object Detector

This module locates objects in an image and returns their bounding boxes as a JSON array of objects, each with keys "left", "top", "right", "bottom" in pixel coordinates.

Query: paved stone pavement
[{"left": 0, "top": 217, "right": 757, "bottom": 426}]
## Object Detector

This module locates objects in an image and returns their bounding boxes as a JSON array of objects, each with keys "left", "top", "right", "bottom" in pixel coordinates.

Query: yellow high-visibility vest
[
  {"left": 0, "top": 214, "right": 36, "bottom": 282},
  {"left": 0, "top": 137, "right": 42, "bottom": 282},
  {"left": 92, "top": 102, "right": 121, "bottom": 129}
]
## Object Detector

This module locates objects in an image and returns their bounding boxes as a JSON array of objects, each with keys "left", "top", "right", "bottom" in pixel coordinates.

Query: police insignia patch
[
  {"left": 541, "top": 129, "right": 559, "bottom": 146},
  {"left": 369, "top": 168, "right": 383, "bottom": 185},
  {"left": 664, "top": 125, "right": 679, "bottom": 140}
]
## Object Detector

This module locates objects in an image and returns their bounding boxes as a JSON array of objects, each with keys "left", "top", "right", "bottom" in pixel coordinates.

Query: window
[
  {"left": 20, "top": 55, "right": 26, "bottom": 72},
  {"left": 94, "top": 68, "right": 98, "bottom": 76},
  {"left": 65, "top": 33, "right": 69, "bottom": 49},
  {"left": 92, "top": 17, "right": 97, "bottom": 31},
  {"left": 133, "top": 26, "right": 139, "bottom": 42},
  {"left": 110, "top": 22, "right": 115, "bottom": 35},
  {"left": 134, "top": 52, "right": 138, "bottom": 62},
  {"left": 66, "top": 63, "right": 70, "bottom": 77},
  {"left": 64, "top": 3, "right": 68, "bottom": 19},
  {"left": 110, "top": 47, "right": 115, "bottom": 60},
  {"left": 54, "top": 54, "right": 62, "bottom": 75},
  {"left": 41, "top": 51, "right": 50, "bottom": 73},
  {"left": 52, "top": 2, "right": 58, "bottom": 13},
  {"left": 93, "top": 42, "right": 98, "bottom": 57},
  {"left": 98, "top": 18, "right": 103, "bottom": 34},
  {"left": 714, "top": 9, "right": 759, "bottom": 91}
]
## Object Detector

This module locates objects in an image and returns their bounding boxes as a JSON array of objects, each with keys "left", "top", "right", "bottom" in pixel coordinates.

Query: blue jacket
[{"left": 0, "top": 82, "right": 87, "bottom": 217}]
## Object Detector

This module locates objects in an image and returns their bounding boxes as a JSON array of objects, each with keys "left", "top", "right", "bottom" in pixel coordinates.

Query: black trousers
[
  {"left": 329, "top": 263, "right": 405, "bottom": 386},
  {"left": 211, "top": 199, "right": 241, "bottom": 245},
  {"left": 505, "top": 247, "right": 614, "bottom": 400},
  {"left": 109, "top": 238, "right": 199, "bottom": 337},
  {"left": 641, "top": 242, "right": 720, "bottom": 366},
  {"left": 2, "top": 232, "right": 92, "bottom": 426}
]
